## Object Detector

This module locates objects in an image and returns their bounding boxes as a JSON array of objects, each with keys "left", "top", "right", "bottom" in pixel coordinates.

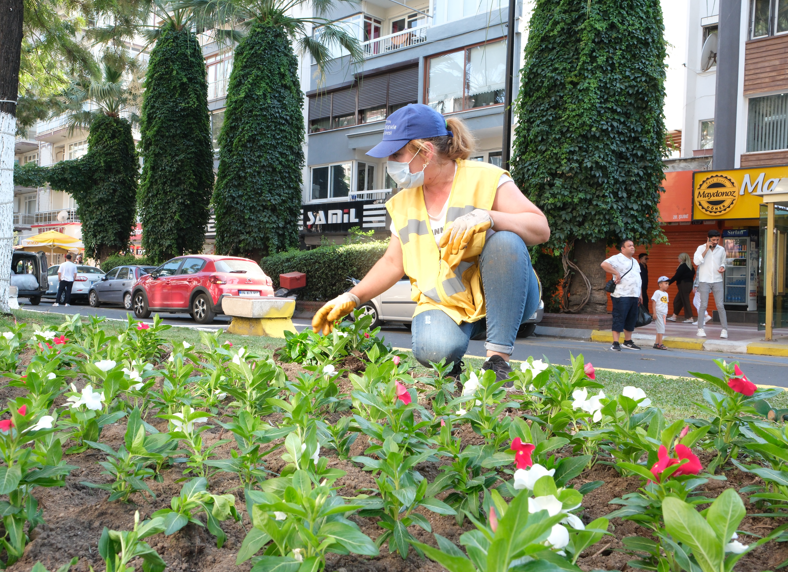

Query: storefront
[{"left": 758, "top": 182, "right": 788, "bottom": 339}]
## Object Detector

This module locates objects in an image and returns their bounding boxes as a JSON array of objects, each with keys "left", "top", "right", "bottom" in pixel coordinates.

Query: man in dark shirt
[{"left": 638, "top": 253, "right": 649, "bottom": 307}]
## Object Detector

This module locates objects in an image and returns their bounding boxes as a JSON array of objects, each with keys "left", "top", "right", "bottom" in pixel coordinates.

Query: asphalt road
[{"left": 17, "top": 298, "right": 788, "bottom": 387}]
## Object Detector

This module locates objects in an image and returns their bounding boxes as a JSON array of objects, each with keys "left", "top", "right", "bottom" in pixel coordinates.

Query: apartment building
[{"left": 298, "top": 0, "right": 527, "bottom": 245}]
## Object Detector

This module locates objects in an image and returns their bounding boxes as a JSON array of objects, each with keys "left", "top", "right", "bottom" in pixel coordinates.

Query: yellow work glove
[
  {"left": 439, "top": 209, "right": 493, "bottom": 257},
  {"left": 312, "top": 292, "right": 360, "bottom": 335}
]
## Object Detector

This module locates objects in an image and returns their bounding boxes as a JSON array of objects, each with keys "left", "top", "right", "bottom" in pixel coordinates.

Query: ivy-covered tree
[
  {"left": 511, "top": 0, "right": 667, "bottom": 313},
  {"left": 191, "top": 0, "right": 362, "bottom": 260},
  {"left": 138, "top": 17, "right": 213, "bottom": 263}
]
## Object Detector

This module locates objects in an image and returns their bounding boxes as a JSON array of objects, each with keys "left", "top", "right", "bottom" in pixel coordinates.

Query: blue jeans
[{"left": 411, "top": 231, "right": 540, "bottom": 367}]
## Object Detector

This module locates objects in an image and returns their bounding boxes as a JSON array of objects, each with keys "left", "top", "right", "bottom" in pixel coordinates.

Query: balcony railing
[
  {"left": 35, "top": 115, "right": 69, "bottom": 136},
  {"left": 34, "top": 210, "right": 80, "bottom": 224},
  {"left": 13, "top": 214, "right": 35, "bottom": 226},
  {"left": 361, "top": 26, "right": 429, "bottom": 57},
  {"left": 350, "top": 189, "right": 393, "bottom": 201}
]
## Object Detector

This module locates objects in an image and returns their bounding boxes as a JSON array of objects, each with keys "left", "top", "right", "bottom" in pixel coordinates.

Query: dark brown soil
[{"left": 6, "top": 357, "right": 787, "bottom": 572}]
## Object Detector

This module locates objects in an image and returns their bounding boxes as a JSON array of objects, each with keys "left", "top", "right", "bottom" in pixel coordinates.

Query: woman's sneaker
[
  {"left": 611, "top": 342, "right": 621, "bottom": 351},
  {"left": 623, "top": 340, "right": 641, "bottom": 350},
  {"left": 482, "top": 355, "right": 514, "bottom": 387}
]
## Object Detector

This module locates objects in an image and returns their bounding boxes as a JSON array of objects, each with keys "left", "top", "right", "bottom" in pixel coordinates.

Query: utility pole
[{"left": 501, "top": 0, "right": 517, "bottom": 171}]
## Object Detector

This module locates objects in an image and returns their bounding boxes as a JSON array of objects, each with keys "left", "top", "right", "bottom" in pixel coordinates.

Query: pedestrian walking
[
  {"left": 638, "top": 253, "right": 649, "bottom": 307},
  {"left": 651, "top": 276, "right": 670, "bottom": 350},
  {"left": 667, "top": 253, "right": 695, "bottom": 322},
  {"left": 53, "top": 253, "right": 77, "bottom": 307},
  {"left": 694, "top": 230, "right": 727, "bottom": 338},
  {"left": 601, "top": 239, "right": 642, "bottom": 351},
  {"left": 691, "top": 276, "right": 712, "bottom": 325}
]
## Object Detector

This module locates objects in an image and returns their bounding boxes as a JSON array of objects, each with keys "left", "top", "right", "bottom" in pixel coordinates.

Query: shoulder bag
[{"left": 604, "top": 259, "right": 634, "bottom": 294}]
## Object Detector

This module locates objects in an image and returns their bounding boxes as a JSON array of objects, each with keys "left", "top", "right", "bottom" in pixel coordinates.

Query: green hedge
[
  {"left": 260, "top": 241, "right": 388, "bottom": 301},
  {"left": 100, "top": 254, "right": 157, "bottom": 274}
]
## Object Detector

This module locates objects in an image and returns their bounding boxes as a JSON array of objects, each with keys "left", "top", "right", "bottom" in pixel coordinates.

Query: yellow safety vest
[{"left": 386, "top": 159, "right": 507, "bottom": 324}]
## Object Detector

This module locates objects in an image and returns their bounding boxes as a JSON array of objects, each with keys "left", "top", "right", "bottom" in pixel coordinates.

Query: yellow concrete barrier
[
  {"left": 747, "top": 342, "right": 788, "bottom": 357},
  {"left": 223, "top": 297, "right": 296, "bottom": 338}
]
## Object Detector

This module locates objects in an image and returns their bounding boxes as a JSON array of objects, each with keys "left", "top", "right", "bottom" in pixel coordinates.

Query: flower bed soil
[{"left": 3, "top": 351, "right": 786, "bottom": 572}]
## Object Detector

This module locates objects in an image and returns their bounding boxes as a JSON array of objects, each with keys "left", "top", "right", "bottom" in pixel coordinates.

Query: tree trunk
[
  {"left": 0, "top": 0, "right": 24, "bottom": 313},
  {"left": 567, "top": 238, "right": 609, "bottom": 314}
]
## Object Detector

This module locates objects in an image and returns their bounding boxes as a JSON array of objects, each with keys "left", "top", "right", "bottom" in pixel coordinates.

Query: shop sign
[
  {"left": 301, "top": 200, "right": 387, "bottom": 233},
  {"left": 693, "top": 166, "right": 788, "bottom": 220},
  {"left": 659, "top": 171, "right": 693, "bottom": 222}
]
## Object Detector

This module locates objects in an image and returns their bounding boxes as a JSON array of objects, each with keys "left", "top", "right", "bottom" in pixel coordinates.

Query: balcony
[
  {"left": 361, "top": 26, "right": 429, "bottom": 57},
  {"left": 13, "top": 214, "right": 35, "bottom": 226},
  {"left": 34, "top": 210, "right": 80, "bottom": 225}
]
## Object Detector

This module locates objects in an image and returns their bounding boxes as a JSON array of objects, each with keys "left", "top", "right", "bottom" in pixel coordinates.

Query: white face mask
[{"left": 387, "top": 149, "right": 427, "bottom": 189}]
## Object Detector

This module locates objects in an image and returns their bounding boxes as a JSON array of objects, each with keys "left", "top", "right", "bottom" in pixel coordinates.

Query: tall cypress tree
[
  {"left": 138, "top": 22, "right": 213, "bottom": 263},
  {"left": 511, "top": 0, "right": 667, "bottom": 313}
]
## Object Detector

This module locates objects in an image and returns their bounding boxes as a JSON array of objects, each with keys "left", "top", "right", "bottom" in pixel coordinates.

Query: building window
[
  {"left": 357, "top": 162, "right": 376, "bottom": 192},
  {"left": 747, "top": 94, "right": 788, "bottom": 152},
  {"left": 25, "top": 194, "right": 36, "bottom": 215},
  {"left": 699, "top": 120, "right": 715, "bottom": 149},
  {"left": 311, "top": 163, "right": 352, "bottom": 201},
  {"left": 488, "top": 151, "right": 502, "bottom": 167},
  {"left": 207, "top": 53, "right": 233, "bottom": 100},
  {"left": 427, "top": 40, "right": 506, "bottom": 114},
  {"left": 211, "top": 111, "right": 224, "bottom": 152},
  {"left": 750, "top": 0, "right": 788, "bottom": 38},
  {"left": 22, "top": 152, "right": 38, "bottom": 166},
  {"left": 433, "top": 0, "right": 505, "bottom": 26},
  {"left": 391, "top": 11, "right": 427, "bottom": 34},
  {"left": 314, "top": 14, "right": 381, "bottom": 60},
  {"left": 68, "top": 140, "right": 87, "bottom": 160}
]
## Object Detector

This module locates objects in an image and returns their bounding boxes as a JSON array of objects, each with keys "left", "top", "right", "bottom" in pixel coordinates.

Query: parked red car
[{"left": 131, "top": 255, "right": 274, "bottom": 324}]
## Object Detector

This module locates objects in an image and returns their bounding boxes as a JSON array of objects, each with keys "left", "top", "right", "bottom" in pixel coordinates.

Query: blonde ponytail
[{"left": 406, "top": 116, "right": 476, "bottom": 161}]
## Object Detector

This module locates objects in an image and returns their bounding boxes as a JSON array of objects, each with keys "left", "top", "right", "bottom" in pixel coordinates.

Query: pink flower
[
  {"left": 510, "top": 437, "right": 535, "bottom": 470},
  {"left": 0, "top": 420, "right": 12, "bottom": 433},
  {"left": 136, "top": 323, "right": 149, "bottom": 331},
  {"left": 679, "top": 425, "right": 690, "bottom": 439},
  {"left": 728, "top": 365, "right": 756, "bottom": 396},
  {"left": 651, "top": 445, "right": 679, "bottom": 481},
  {"left": 673, "top": 445, "right": 702, "bottom": 477},
  {"left": 392, "top": 356, "right": 400, "bottom": 366},
  {"left": 584, "top": 362, "right": 595, "bottom": 380},
  {"left": 440, "top": 419, "right": 446, "bottom": 427},
  {"left": 54, "top": 335, "right": 68, "bottom": 345},
  {"left": 489, "top": 507, "right": 498, "bottom": 533},
  {"left": 17, "top": 405, "right": 26, "bottom": 417},
  {"left": 364, "top": 332, "right": 370, "bottom": 339},
  {"left": 226, "top": 342, "right": 233, "bottom": 347},
  {"left": 395, "top": 382, "right": 411, "bottom": 405}
]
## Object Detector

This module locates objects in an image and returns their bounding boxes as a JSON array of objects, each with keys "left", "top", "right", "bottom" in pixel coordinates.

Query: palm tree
[{"left": 184, "top": 0, "right": 364, "bottom": 260}]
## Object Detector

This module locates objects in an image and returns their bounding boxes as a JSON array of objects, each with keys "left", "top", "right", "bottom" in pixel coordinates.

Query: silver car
[
  {"left": 352, "top": 276, "right": 544, "bottom": 337},
  {"left": 45, "top": 264, "right": 105, "bottom": 303}
]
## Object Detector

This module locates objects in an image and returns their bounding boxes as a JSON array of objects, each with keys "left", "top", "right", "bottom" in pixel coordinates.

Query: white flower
[
  {"left": 725, "top": 533, "right": 748, "bottom": 554},
  {"left": 183, "top": 341, "right": 192, "bottom": 349},
  {"left": 30, "top": 415, "right": 55, "bottom": 431},
  {"left": 168, "top": 354, "right": 175, "bottom": 362},
  {"left": 216, "top": 391, "right": 227, "bottom": 401},
  {"left": 301, "top": 442, "right": 320, "bottom": 463},
  {"left": 293, "top": 548, "right": 304, "bottom": 562},
  {"left": 2, "top": 332, "right": 14, "bottom": 340},
  {"left": 94, "top": 360, "right": 116, "bottom": 372},
  {"left": 562, "top": 513, "right": 585, "bottom": 530},
  {"left": 462, "top": 372, "right": 480, "bottom": 396},
  {"left": 571, "top": 388, "right": 588, "bottom": 410},
  {"left": 47, "top": 373, "right": 56, "bottom": 380},
  {"left": 273, "top": 511, "right": 287, "bottom": 521},
  {"left": 38, "top": 331, "right": 56, "bottom": 339},
  {"left": 521, "top": 359, "right": 549, "bottom": 375},
  {"left": 545, "top": 524, "right": 570, "bottom": 549},
  {"left": 231, "top": 348, "right": 246, "bottom": 365},
  {"left": 528, "top": 495, "right": 564, "bottom": 517},
  {"left": 170, "top": 412, "right": 208, "bottom": 434},
  {"left": 513, "top": 464, "right": 556, "bottom": 491},
  {"left": 67, "top": 385, "right": 105, "bottom": 411},
  {"left": 622, "top": 386, "right": 651, "bottom": 408},
  {"left": 580, "top": 391, "right": 606, "bottom": 422},
  {"left": 123, "top": 367, "right": 142, "bottom": 382},
  {"left": 336, "top": 332, "right": 348, "bottom": 338},
  {"left": 456, "top": 408, "right": 467, "bottom": 416},
  {"left": 323, "top": 364, "right": 336, "bottom": 375}
]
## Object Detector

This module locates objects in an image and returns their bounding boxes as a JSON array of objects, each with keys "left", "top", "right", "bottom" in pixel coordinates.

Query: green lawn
[{"left": 5, "top": 309, "right": 785, "bottom": 422}]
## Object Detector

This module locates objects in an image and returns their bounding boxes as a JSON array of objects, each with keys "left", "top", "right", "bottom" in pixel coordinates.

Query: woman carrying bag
[{"left": 667, "top": 253, "right": 696, "bottom": 323}]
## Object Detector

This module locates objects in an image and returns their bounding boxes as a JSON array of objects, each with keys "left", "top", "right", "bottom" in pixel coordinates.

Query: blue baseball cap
[{"left": 366, "top": 104, "right": 452, "bottom": 158}]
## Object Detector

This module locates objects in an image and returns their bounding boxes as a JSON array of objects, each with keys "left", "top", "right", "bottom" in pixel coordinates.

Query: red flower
[
  {"left": 489, "top": 506, "right": 499, "bottom": 533},
  {"left": 364, "top": 332, "right": 370, "bottom": 339},
  {"left": 54, "top": 335, "right": 68, "bottom": 345},
  {"left": 38, "top": 342, "right": 53, "bottom": 351},
  {"left": 392, "top": 356, "right": 401, "bottom": 366},
  {"left": 20, "top": 375, "right": 26, "bottom": 384},
  {"left": 440, "top": 419, "right": 446, "bottom": 427},
  {"left": 510, "top": 437, "right": 535, "bottom": 470},
  {"left": 673, "top": 445, "right": 702, "bottom": 476},
  {"left": 728, "top": 365, "right": 756, "bottom": 396},
  {"left": 584, "top": 362, "right": 595, "bottom": 380},
  {"left": 0, "top": 419, "right": 12, "bottom": 433},
  {"left": 17, "top": 405, "right": 26, "bottom": 417},
  {"left": 395, "top": 382, "right": 411, "bottom": 405},
  {"left": 136, "top": 323, "right": 149, "bottom": 331},
  {"left": 226, "top": 342, "right": 233, "bottom": 347},
  {"left": 651, "top": 445, "right": 679, "bottom": 481}
]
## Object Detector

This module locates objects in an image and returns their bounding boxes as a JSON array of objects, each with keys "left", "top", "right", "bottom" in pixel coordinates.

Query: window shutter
[
  {"left": 388, "top": 67, "right": 418, "bottom": 105},
  {"left": 358, "top": 75, "right": 389, "bottom": 109},
  {"left": 331, "top": 88, "right": 357, "bottom": 117},
  {"left": 309, "top": 95, "right": 331, "bottom": 120}
]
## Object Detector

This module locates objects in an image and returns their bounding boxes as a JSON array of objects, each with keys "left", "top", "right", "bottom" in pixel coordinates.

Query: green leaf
[
  {"left": 410, "top": 541, "right": 476, "bottom": 572},
  {"left": 161, "top": 512, "right": 189, "bottom": 536},
  {"left": 249, "top": 556, "right": 301, "bottom": 572},
  {"left": 554, "top": 455, "right": 591, "bottom": 487},
  {"left": 237, "top": 528, "right": 271, "bottom": 565},
  {"left": 420, "top": 497, "right": 457, "bottom": 515},
  {"left": 393, "top": 521, "right": 410, "bottom": 557},
  {"left": 706, "top": 488, "right": 745, "bottom": 546},
  {"left": 318, "top": 522, "right": 378, "bottom": 556},
  {"left": 662, "top": 497, "right": 723, "bottom": 572},
  {"left": 0, "top": 466, "right": 22, "bottom": 495}
]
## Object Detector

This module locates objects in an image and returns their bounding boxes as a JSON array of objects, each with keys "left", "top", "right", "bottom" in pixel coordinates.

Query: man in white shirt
[
  {"left": 601, "top": 239, "right": 642, "bottom": 351},
  {"left": 53, "top": 254, "right": 78, "bottom": 307},
  {"left": 693, "top": 230, "right": 727, "bottom": 339}
]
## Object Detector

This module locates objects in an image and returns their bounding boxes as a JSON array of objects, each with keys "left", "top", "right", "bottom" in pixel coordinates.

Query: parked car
[
  {"left": 89, "top": 265, "right": 157, "bottom": 310},
  {"left": 131, "top": 255, "right": 275, "bottom": 324},
  {"left": 45, "top": 264, "right": 106, "bottom": 304},
  {"left": 11, "top": 251, "right": 49, "bottom": 305},
  {"left": 349, "top": 276, "right": 545, "bottom": 337}
]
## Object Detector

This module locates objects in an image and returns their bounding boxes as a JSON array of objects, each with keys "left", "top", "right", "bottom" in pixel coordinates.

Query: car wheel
[
  {"left": 28, "top": 296, "right": 41, "bottom": 306},
  {"left": 517, "top": 323, "right": 537, "bottom": 339},
  {"left": 133, "top": 292, "right": 151, "bottom": 319},
  {"left": 123, "top": 292, "right": 132, "bottom": 311},
  {"left": 89, "top": 290, "right": 100, "bottom": 308},
  {"left": 191, "top": 293, "right": 215, "bottom": 324},
  {"left": 357, "top": 303, "right": 381, "bottom": 329}
]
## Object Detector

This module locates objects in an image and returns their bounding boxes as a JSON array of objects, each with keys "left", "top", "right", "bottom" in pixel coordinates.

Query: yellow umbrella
[{"left": 25, "top": 230, "right": 80, "bottom": 246}]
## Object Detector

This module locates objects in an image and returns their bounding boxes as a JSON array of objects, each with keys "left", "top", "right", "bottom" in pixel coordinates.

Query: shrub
[
  {"left": 100, "top": 254, "right": 157, "bottom": 274},
  {"left": 260, "top": 241, "right": 388, "bottom": 301}
]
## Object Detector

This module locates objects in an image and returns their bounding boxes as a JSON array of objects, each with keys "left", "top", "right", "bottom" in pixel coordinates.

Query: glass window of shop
[{"left": 747, "top": 94, "right": 788, "bottom": 153}]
